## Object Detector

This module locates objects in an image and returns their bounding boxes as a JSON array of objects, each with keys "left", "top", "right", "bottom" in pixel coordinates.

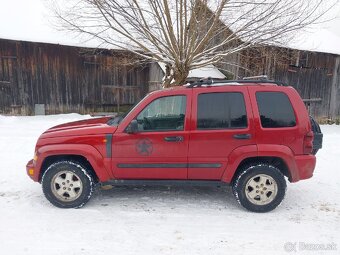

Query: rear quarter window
[{"left": 256, "top": 92, "right": 296, "bottom": 128}]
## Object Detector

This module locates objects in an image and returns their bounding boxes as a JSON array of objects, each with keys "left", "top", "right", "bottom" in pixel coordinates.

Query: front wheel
[
  {"left": 232, "top": 163, "right": 286, "bottom": 213},
  {"left": 42, "top": 161, "right": 95, "bottom": 208}
]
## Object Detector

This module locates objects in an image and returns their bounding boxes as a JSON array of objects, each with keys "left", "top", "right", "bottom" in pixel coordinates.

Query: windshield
[{"left": 107, "top": 97, "right": 144, "bottom": 126}]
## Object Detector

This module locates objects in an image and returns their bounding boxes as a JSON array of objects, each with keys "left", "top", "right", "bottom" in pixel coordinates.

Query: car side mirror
[{"left": 126, "top": 119, "right": 138, "bottom": 134}]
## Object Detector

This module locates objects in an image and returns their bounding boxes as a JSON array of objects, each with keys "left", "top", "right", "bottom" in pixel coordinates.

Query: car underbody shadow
[{"left": 90, "top": 184, "right": 241, "bottom": 211}]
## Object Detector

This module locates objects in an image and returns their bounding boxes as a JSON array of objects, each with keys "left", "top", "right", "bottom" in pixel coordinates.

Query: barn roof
[
  {"left": 0, "top": 0, "right": 340, "bottom": 55},
  {"left": 0, "top": 0, "right": 100, "bottom": 48},
  {"left": 287, "top": 24, "right": 340, "bottom": 56}
]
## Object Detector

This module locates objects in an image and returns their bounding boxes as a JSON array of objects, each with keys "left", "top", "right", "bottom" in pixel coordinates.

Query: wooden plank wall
[
  {"left": 1, "top": 38, "right": 339, "bottom": 119},
  {"left": 0, "top": 39, "right": 149, "bottom": 115},
  {"left": 237, "top": 47, "right": 340, "bottom": 119}
]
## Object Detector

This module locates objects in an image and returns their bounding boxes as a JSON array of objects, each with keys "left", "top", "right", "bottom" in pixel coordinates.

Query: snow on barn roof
[
  {"left": 212, "top": 0, "right": 340, "bottom": 56},
  {"left": 157, "top": 62, "right": 226, "bottom": 79},
  {"left": 0, "top": 0, "right": 340, "bottom": 56},
  {"left": 287, "top": 1, "right": 340, "bottom": 55},
  {"left": 0, "top": 0, "right": 100, "bottom": 48},
  {"left": 286, "top": 22, "right": 340, "bottom": 56}
]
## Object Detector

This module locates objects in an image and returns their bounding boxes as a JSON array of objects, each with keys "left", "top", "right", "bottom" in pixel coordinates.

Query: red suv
[{"left": 26, "top": 80, "right": 322, "bottom": 212}]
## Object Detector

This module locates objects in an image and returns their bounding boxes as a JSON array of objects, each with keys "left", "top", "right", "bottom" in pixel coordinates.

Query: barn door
[{"left": 0, "top": 56, "right": 19, "bottom": 114}]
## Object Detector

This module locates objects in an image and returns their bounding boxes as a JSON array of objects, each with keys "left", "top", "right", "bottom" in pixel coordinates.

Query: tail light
[{"left": 303, "top": 131, "right": 314, "bottom": 154}]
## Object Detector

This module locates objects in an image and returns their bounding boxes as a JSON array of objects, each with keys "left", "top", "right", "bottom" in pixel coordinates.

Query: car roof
[{"left": 149, "top": 82, "right": 290, "bottom": 97}]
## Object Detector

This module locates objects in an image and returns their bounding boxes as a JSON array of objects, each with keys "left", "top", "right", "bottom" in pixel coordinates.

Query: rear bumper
[
  {"left": 26, "top": 159, "right": 39, "bottom": 182},
  {"left": 291, "top": 154, "right": 316, "bottom": 182}
]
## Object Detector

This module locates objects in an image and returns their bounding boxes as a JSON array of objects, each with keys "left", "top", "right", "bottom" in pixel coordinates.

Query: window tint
[
  {"left": 256, "top": 92, "right": 296, "bottom": 128},
  {"left": 136, "top": 95, "right": 186, "bottom": 131},
  {"left": 197, "top": 92, "right": 247, "bottom": 129}
]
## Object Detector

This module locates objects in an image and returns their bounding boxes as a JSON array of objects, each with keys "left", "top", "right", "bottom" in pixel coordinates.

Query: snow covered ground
[{"left": 0, "top": 114, "right": 339, "bottom": 255}]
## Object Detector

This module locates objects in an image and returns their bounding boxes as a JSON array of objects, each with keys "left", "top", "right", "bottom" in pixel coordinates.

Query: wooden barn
[
  {"left": 0, "top": 0, "right": 339, "bottom": 120},
  {"left": 1, "top": 35, "right": 339, "bottom": 121},
  {"left": 145, "top": 5, "right": 340, "bottom": 121},
  {"left": 148, "top": 46, "right": 340, "bottom": 121},
  {"left": 236, "top": 46, "right": 340, "bottom": 120},
  {"left": 0, "top": 38, "right": 149, "bottom": 115}
]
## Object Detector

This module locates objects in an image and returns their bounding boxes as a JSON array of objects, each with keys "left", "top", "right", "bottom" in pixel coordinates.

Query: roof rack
[
  {"left": 242, "top": 75, "right": 268, "bottom": 80},
  {"left": 186, "top": 77, "right": 288, "bottom": 88}
]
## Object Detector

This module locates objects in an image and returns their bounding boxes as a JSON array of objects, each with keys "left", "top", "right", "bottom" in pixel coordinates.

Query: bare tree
[{"left": 51, "top": 0, "right": 336, "bottom": 87}]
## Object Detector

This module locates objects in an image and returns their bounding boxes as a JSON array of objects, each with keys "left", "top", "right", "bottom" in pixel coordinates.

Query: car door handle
[
  {"left": 164, "top": 136, "right": 184, "bottom": 142},
  {"left": 233, "top": 134, "right": 251, "bottom": 140}
]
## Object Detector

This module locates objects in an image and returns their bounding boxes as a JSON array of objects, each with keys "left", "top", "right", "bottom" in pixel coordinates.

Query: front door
[{"left": 112, "top": 92, "right": 191, "bottom": 179}]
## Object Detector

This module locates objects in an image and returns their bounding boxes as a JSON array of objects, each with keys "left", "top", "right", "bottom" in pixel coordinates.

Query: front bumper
[{"left": 26, "top": 159, "right": 38, "bottom": 182}]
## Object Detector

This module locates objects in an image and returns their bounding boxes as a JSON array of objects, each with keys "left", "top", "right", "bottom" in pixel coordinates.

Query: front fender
[{"left": 34, "top": 144, "right": 112, "bottom": 182}]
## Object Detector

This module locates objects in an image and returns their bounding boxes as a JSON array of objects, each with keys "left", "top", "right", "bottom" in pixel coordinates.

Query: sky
[{"left": 0, "top": 0, "right": 340, "bottom": 54}]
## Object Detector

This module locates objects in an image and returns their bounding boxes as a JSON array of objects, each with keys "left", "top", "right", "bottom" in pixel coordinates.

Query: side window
[
  {"left": 197, "top": 92, "right": 247, "bottom": 129},
  {"left": 136, "top": 95, "right": 186, "bottom": 131},
  {"left": 256, "top": 92, "right": 296, "bottom": 128}
]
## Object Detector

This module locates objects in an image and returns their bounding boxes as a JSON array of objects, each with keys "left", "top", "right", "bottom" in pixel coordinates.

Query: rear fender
[
  {"left": 221, "top": 144, "right": 298, "bottom": 183},
  {"left": 257, "top": 144, "right": 298, "bottom": 181},
  {"left": 221, "top": 145, "right": 257, "bottom": 183}
]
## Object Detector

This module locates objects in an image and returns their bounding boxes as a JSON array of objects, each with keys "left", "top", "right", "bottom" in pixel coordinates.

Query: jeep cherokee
[{"left": 26, "top": 80, "right": 323, "bottom": 212}]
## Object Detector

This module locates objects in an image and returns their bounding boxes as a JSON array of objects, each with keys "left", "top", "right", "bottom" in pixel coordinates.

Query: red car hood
[{"left": 40, "top": 117, "right": 117, "bottom": 138}]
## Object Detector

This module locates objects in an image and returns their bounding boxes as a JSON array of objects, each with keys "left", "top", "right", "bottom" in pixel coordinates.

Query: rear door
[{"left": 188, "top": 86, "right": 256, "bottom": 180}]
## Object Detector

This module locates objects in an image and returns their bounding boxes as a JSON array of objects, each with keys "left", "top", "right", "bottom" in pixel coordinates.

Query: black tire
[
  {"left": 232, "top": 163, "right": 286, "bottom": 213},
  {"left": 42, "top": 160, "right": 94, "bottom": 208},
  {"left": 310, "top": 116, "right": 322, "bottom": 155}
]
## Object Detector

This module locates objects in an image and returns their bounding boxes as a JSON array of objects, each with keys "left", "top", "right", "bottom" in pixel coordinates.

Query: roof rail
[
  {"left": 186, "top": 77, "right": 288, "bottom": 88},
  {"left": 243, "top": 75, "right": 268, "bottom": 80}
]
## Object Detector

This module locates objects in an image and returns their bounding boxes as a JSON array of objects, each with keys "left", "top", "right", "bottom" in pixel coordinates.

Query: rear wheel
[
  {"left": 42, "top": 161, "right": 94, "bottom": 208},
  {"left": 232, "top": 163, "right": 286, "bottom": 212}
]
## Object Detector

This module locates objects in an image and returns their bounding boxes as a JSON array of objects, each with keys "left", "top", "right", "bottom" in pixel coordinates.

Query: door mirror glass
[{"left": 126, "top": 119, "right": 138, "bottom": 134}]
